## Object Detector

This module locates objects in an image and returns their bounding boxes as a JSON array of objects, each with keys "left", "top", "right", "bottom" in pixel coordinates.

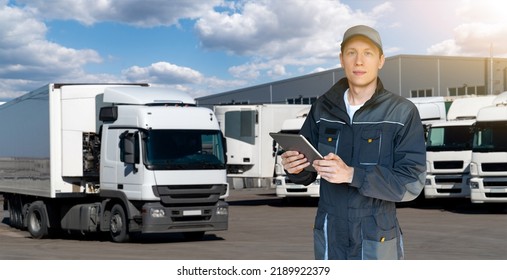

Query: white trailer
[
  {"left": 273, "top": 109, "right": 320, "bottom": 200},
  {"left": 0, "top": 83, "right": 228, "bottom": 242},
  {"left": 470, "top": 92, "right": 507, "bottom": 203},
  {"left": 424, "top": 96, "right": 496, "bottom": 199},
  {"left": 214, "top": 104, "right": 310, "bottom": 189}
]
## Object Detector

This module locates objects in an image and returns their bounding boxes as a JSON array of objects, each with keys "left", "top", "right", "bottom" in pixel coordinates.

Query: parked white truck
[
  {"left": 0, "top": 83, "right": 228, "bottom": 242},
  {"left": 424, "top": 96, "right": 496, "bottom": 199},
  {"left": 213, "top": 104, "right": 310, "bottom": 189},
  {"left": 408, "top": 97, "right": 447, "bottom": 138},
  {"left": 272, "top": 108, "right": 320, "bottom": 200},
  {"left": 470, "top": 92, "right": 507, "bottom": 203}
]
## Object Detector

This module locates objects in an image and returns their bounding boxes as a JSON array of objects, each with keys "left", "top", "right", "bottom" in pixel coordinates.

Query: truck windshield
[
  {"left": 426, "top": 125, "right": 474, "bottom": 151},
  {"left": 143, "top": 129, "right": 226, "bottom": 170},
  {"left": 473, "top": 122, "right": 507, "bottom": 152}
]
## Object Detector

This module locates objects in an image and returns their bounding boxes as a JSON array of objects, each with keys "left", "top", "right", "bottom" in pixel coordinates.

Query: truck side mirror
[
  {"left": 99, "top": 106, "right": 118, "bottom": 122},
  {"left": 120, "top": 131, "right": 140, "bottom": 166},
  {"left": 221, "top": 133, "right": 228, "bottom": 164}
]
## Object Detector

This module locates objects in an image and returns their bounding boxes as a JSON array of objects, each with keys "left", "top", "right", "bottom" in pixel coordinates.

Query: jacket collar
[
  {"left": 320, "top": 77, "right": 386, "bottom": 119},
  {"left": 327, "top": 77, "right": 385, "bottom": 100}
]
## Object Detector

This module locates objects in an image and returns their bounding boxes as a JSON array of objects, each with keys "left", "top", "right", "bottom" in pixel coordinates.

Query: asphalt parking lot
[{"left": 0, "top": 188, "right": 506, "bottom": 260}]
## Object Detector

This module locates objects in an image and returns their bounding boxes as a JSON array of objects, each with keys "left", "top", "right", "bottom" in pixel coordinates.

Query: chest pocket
[
  {"left": 359, "top": 129, "right": 381, "bottom": 165},
  {"left": 318, "top": 124, "right": 342, "bottom": 156}
]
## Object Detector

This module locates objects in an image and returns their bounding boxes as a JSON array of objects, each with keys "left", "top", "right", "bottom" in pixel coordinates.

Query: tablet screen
[{"left": 269, "top": 133, "right": 322, "bottom": 172}]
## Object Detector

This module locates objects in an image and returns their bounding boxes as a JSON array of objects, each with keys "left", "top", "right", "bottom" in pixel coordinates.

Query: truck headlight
[
  {"left": 425, "top": 178, "right": 431, "bottom": 186},
  {"left": 470, "top": 181, "right": 479, "bottom": 189},
  {"left": 216, "top": 206, "right": 228, "bottom": 215},
  {"left": 150, "top": 208, "right": 166, "bottom": 218}
]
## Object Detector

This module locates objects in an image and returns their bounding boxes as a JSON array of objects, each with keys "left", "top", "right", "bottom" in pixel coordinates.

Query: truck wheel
[
  {"left": 8, "top": 202, "right": 19, "bottom": 228},
  {"left": 27, "top": 201, "right": 49, "bottom": 239},
  {"left": 109, "top": 204, "right": 130, "bottom": 243},
  {"left": 7, "top": 197, "right": 23, "bottom": 229}
]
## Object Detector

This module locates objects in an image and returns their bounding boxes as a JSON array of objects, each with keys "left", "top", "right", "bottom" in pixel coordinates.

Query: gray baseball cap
[{"left": 341, "top": 25, "right": 383, "bottom": 54}]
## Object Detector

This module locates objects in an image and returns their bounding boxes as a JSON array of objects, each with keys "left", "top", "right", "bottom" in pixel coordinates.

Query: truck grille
[
  {"left": 483, "top": 181, "right": 507, "bottom": 187},
  {"left": 287, "top": 188, "right": 308, "bottom": 193},
  {"left": 435, "top": 177, "right": 462, "bottom": 184},
  {"left": 482, "top": 163, "right": 507, "bottom": 172},
  {"left": 172, "top": 209, "right": 212, "bottom": 222},
  {"left": 153, "top": 184, "right": 227, "bottom": 205},
  {"left": 485, "top": 193, "right": 507, "bottom": 198},
  {"left": 434, "top": 161, "right": 463, "bottom": 169}
]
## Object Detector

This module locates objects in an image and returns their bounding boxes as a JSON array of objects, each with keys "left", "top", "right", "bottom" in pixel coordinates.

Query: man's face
[{"left": 340, "top": 36, "right": 385, "bottom": 89}]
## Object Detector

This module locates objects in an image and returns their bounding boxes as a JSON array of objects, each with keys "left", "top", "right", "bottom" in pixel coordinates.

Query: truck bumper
[
  {"left": 140, "top": 200, "right": 228, "bottom": 233},
  {"left": 470, "top": 178, "right": 507, "bottom": 203},
  {"left": 274, "top": 176, "right": 320, "bottom": 198},
  {"left": 424, "top": 174, "right": 471, "bottom": 198}
]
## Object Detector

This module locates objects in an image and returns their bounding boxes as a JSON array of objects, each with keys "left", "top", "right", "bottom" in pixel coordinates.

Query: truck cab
[
  {"left": 273, "top": 109, "right": 320, "bottom": 201},
  {"left": 470, "top": 92, "right": 507, "bottom": 203},
  {"left": 424, "top": 96, "right": 496, "bottom": 199},
  {"left": 98, "top": 87, "right": 229, "bottom": 241}
]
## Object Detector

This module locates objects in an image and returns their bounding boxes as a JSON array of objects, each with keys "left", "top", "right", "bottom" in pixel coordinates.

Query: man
[{"left": 281, "top": 25, "right": 426, "bottom": 260}]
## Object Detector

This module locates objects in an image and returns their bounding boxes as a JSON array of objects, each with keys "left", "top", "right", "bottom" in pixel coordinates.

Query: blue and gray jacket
[{"left": 287, "top": 77, "right": 426, "bottom": 260}]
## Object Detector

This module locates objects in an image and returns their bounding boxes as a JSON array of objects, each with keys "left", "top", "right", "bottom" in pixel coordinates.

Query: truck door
[
  {"left": 117, "top": 129, "right": 144, "bottom": 200},
  {"left": 100, "top": 128, "right": 143, "bottom": 199}
]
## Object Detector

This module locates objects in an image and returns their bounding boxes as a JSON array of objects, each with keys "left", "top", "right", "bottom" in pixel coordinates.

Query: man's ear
[{"left": 378, "top": 54, "right": 385, "bottom": 69}]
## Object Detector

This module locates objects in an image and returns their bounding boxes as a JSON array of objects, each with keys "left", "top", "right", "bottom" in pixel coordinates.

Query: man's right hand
[{"left": 280, "top": 150, "right": 310, "bottom": 174}]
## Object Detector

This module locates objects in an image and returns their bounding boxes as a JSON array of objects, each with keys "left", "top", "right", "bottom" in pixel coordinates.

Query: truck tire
[
  {"left": 8, "top": 196, "right": 24, "bottom": 229},
  {"left": 109, "top": 204, "right": 130, "bottom": 243},
  {"left": 27, "top": 201, "right": 49, "bottom": 239},
  {"left": 8, "top": 203, "right": 19, "bottom": 228}
]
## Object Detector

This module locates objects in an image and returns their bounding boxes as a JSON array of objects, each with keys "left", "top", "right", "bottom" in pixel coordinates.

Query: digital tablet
[{"left": 269, "top": 133, "right": 323, "bottom": 172}]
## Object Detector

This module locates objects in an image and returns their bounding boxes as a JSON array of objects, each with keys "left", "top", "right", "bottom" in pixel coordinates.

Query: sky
[{"left": 1, "top": 0, "right": 507, "bottom": 101}]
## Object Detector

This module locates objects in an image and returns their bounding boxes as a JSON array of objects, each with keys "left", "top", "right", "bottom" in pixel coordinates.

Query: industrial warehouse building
[{"left": 196, "top": 54, "right": 507, "bottom": 107}]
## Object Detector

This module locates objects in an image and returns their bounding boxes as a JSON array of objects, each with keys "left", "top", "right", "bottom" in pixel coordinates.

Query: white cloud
[
  {"left": 15, "top": 0, "right": 222, "bottom": 27},
  {"left": 427, "top": 39, "right": 461, "bottom": 56},
  {"left": 2, "top": 0, "right": 506, "bottom": 103},
  {"left": 195, "top": 0, "right": 378, "bottom": 57},
  {"left": 121, "top": 61, "right": 247, "bottom": 98},
  {"left": 196, "top": 0, "right": 390, "bottom": 80},
  {"left": 1, "top": 0, "right": 248, "bottom": 99},
  {"left": 0, "top": 2, "right": 103, "bottom": 98},
  {"left": 427, "top": 0, "right": 507, "bottom": 57},
  {"left": 122, "top": 62, "right": 204, "bottom": 84},
  {"left": 268, "top": 64, "right": 286, "bottom": 77}
]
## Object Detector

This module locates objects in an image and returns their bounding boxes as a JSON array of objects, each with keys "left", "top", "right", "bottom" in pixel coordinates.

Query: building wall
[
  {"left": 439, "top": 57, "right": 486, "bottom": 96},
  {"left": 197, "top": 55, "right": 507, "bottom": 107},
  {"left": 197, "top": 68, "right": 344, "bottom": 108},
  {"left": 270, "top": 69, "right": 342, "bottom": 104}
]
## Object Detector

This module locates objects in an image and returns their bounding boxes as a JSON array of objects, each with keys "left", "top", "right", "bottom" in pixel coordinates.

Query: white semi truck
[
  {"left": 214, "top": 104, "right": 310, "bottom": 189},
  {"left": 470, "top": 92, "right": 507, "bottom": 203},
  {"left": 424, "top": 96, "right": 496, "bottom": 199},
  {"left": 0, "top": 83, "right": 229, "bottom": 242},
  {"left": 408, "top": 96, "right": 447, "bottom": 139},
  {"left": 272, "top": 109, "right": 320, "bottom": 200}
]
